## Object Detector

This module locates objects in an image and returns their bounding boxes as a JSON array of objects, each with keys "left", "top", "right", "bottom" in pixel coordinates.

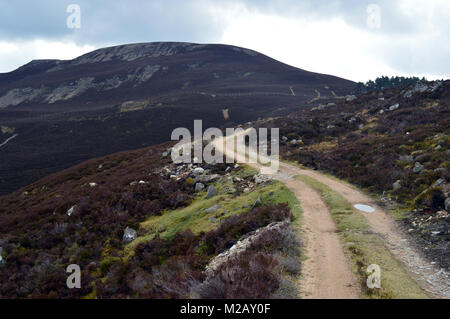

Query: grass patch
[
  {"left": 297, "top": 175, "right": 428, "bottom": 299},
  {"left": 123, "top": 167, "right": 302, "bottom": 260}
]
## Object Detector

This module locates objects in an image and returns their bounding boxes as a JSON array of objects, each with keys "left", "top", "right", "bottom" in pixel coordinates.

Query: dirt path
[
  {"left": 278, "top": 162, "right": 449, "bottom": 298},
  {"left": 213, "top": 130, "right": 448, "bottom": 299},
  {"left": 284, "top": 177, "right": 359, "bottom": 298},
  {"left": 214, "top": 134, "right": 360, "bottom": 298}
]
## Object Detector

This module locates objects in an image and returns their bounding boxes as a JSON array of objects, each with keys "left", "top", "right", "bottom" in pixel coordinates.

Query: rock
[
  {"left": 205, "top": 204, "right": 221, "bottom": 214},
  {"left": 358, "top": 124, "right": 364, "bottom": 129},
  {"left": 389, "top": 103, "right": 400, "bottom": 111},
  {"left": 232, "top": 188, "right": 240, "bottom": 197},
  {"left": 138, "top": 180, "right": 147, "bottom": 184},
  {"left": 204, "top": 221, "right": 289, "bottom": 278},
  {"left": 252, "top": 197, "right": 262, "bottom": 210},
  {"left": 195, "top": 183, "right": 205, "bottom": 192},
  {"left": 254, "top": 174, "right": 272, "bottom": 184},
  {"left": 346, "top": 95, "right": 356, "bottom": 102},
  {"left": 433, "top": 178, "right": 445, "bottom": 187},
  {"left": 209, "top": 217, "right": 218, "bottom": 223},
  {"left": 413, "top": 162, "right": 424, "bottom": 173},
  {"left": 243, "top": 203, "right": 250, "bottom": 209},
  {"left": 281, "top": 136, "right": 288, "bottom": 142},
  {"left": 234, "top": 164, "right": 240, "bottom": 169},
  {"left": 445, "top": 198, "right": 450, "bottom": 211},
  {"left": 0, "top": 247, "right": 3, "bottom": 266},
  {"left": 393, "top": 180, "right": 402, "bottom": 191},
  {"left": 434, "top": 145, "right": 442, "bottom": 151},
  {"left": 123, "top": 227, "right": 137, "bottom": 243},
  {"left": 399, "top": 155, "right": 414, "bottom": 163},
  {"left": 66, "top": 206, "right": 76, "bottom": 216},
  {"left": 205, "top": 185, "right": 218, "bottom": 199},
  {"left": 434, "top": 167, "right": 446, "bottom": 175},
  {"left": 195, "top": 174, "right": 219, "bottom": 183},
  {"left": 378, "top": 97, "right": 385, "bottom": 101},
  {"left": 378, "top": 109, "right": 385, "bottom": 114},
  {"left": 129, "top": 181, "right": 137, "bottom": 186},
  {"left": 193, "top": 167, "right": 205, "bottom": 175},
  {"left": 225, "top": 166, "right": 231, "bottom": 173},
  {"left": 89, "top": 182, "right": 97, "bottom": 187}
]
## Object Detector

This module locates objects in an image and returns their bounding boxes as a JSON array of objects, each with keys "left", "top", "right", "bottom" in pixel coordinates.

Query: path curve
[{"left": 213, "top": 130, "right": 448, "bottom": 299}]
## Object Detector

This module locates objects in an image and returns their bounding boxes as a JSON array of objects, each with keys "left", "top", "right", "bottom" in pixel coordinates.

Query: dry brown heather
[
  {"left": 259, "top": 80, "right": 449, "bottom": 268},
  {"left": 0, "top": 140, "right": 298, "bottom": 298}
]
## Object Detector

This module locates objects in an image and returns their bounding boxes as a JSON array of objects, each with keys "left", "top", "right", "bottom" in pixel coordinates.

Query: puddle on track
[{"left": 353, "top": 204, "right": 376, "bottom": 213}]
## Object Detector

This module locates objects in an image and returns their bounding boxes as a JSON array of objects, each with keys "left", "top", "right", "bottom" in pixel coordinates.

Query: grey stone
[
  {"left": 393, "top": 180, "right": 402, "bottom": 191},
  {"left": 389, "top": 103, "right": 400, "bottom": 111},
  {"left": 0, "top": 247, "right": 3, "bottom": 266},
  {"left": 445, "top": 198, "right": 450, "bottom": 211},
  {"left": 413, "top": 162, "right": 424, "bottom": 173},
  {"left": 195, "top": 183, "right": 205, "bottom": 192},
  {"left": 205, "top": 185, "right": 218, "bottom": 199},
  {"left": 399, "top": 155, "right": 414, "bottom": 163},
  {"left": 346, "top": 95, "right": 356, "bottom": 102},
  {"left": 209, "top": 217, "right": 219, "bottom": 223},
  {"left": 193, "top": 167, "right": 205, "bottom": 175},
  {"left": 252, "top": 197, "right": 262, "bottom": 210},
  {"left": 195, "top": 174, "right": 219, "bottom": 183},
  {"left": 123, "top": 227, "right": 137, "bottom": 243},
  {"left": 66, "top": 206, "right": 76, "bottom": 216},
  {"left": 205, "top": 204, "right": 221, "bottom": 214},
  {"left": 434, "top": 145, "right": 442, "bottom": 151},
  {"left": 433, "top": 178, "right": 445, "bottom": 187}
]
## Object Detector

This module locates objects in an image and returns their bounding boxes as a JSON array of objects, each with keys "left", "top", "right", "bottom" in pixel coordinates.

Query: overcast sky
[{"left": 0, "top": 0, "right": 448, "bottom": 81}]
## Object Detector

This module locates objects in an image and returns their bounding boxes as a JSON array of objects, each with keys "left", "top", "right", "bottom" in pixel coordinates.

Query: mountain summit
[{"left": 0, "top": 42, "right": 355, "bottom": 194}]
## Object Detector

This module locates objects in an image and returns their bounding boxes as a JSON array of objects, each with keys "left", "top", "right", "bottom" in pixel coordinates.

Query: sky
[{"left": 0, "top": 0, "right": 449, "bottom": 82}]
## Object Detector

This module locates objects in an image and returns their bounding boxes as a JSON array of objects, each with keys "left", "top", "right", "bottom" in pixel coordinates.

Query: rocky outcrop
[
  {"left": 123, "top": 227, "right": 137, "bottom": 243},
  {"left": 204, "top": 221, "right": 288, "bottom": 278}
]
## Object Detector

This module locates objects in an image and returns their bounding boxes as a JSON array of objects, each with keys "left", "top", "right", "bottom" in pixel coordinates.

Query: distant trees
[{"left": 353, "top": 76, "right": 426, "bottom": 95}]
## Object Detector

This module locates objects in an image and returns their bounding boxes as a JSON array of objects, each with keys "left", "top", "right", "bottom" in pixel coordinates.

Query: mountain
[{"left": 0, "top": 42, "right": 355, "bottom": 195}]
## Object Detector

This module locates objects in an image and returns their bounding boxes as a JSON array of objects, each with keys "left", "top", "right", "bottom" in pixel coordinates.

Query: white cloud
[
  {"left": 0, "top": 39, "right": 96, "bottom": 73},
  {"left": 217, "top": 6, "right": 447, "bottom": 82}
]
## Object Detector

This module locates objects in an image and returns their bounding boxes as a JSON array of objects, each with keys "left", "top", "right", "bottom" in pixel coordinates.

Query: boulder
[
  {"left": 209, "top": 217, "right": 219, "bottom": 223},
  {"left": 445, "top": 198, "right": 450, "bottom": 211},
  {"left": 205, "top": 204, "right": 221, "bottom": 214},
  {"left": 66, "top": 206, "right": 76, "bottom": 216},
  {"left": 193, "top": 167, "right": 205, "bottom": 175},
  {"left": 433, "top": 178, "right": 445, "bottom": 187},
  {"left": 205, "top": 185, "right": 218, "bottom": 199},
  {"left": 399, "top": 155, "right": 414, "bottom": 163},
  {"left": 123, "top": 227, "right": 137, "bottom": 243},
  {"left": 393, "top": 180, "right": 402, "bottom": 191},
  {"left": 413, "top": 162, "right": 424, "bottom": 173},
  {"left": 252, "top": 197, "right": 262, "bottom": 210},
  {"left": 389, "top": 103, "right": 400, "bottom": 111},
  {"left": 195, "top": 174, "right": 219, "bottom": 183},
  {"left": 346, "top": 95, "right": 357, "bottom": 102},
  {"left": 195, "top": 183, "right": 205, "bottom": 192}
]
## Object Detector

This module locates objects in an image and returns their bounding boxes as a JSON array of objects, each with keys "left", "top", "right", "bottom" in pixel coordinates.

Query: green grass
[
  {"left": 123, "top": 166, "right": 302, "bottom": 259},
  {"left": 297, "top": 175, "right": 428, "bottom": 299}
]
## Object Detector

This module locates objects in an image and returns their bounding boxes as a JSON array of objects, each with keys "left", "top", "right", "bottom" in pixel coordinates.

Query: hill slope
[{"left": 0, "top": 42, "right": 355, "bottom": 195}]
